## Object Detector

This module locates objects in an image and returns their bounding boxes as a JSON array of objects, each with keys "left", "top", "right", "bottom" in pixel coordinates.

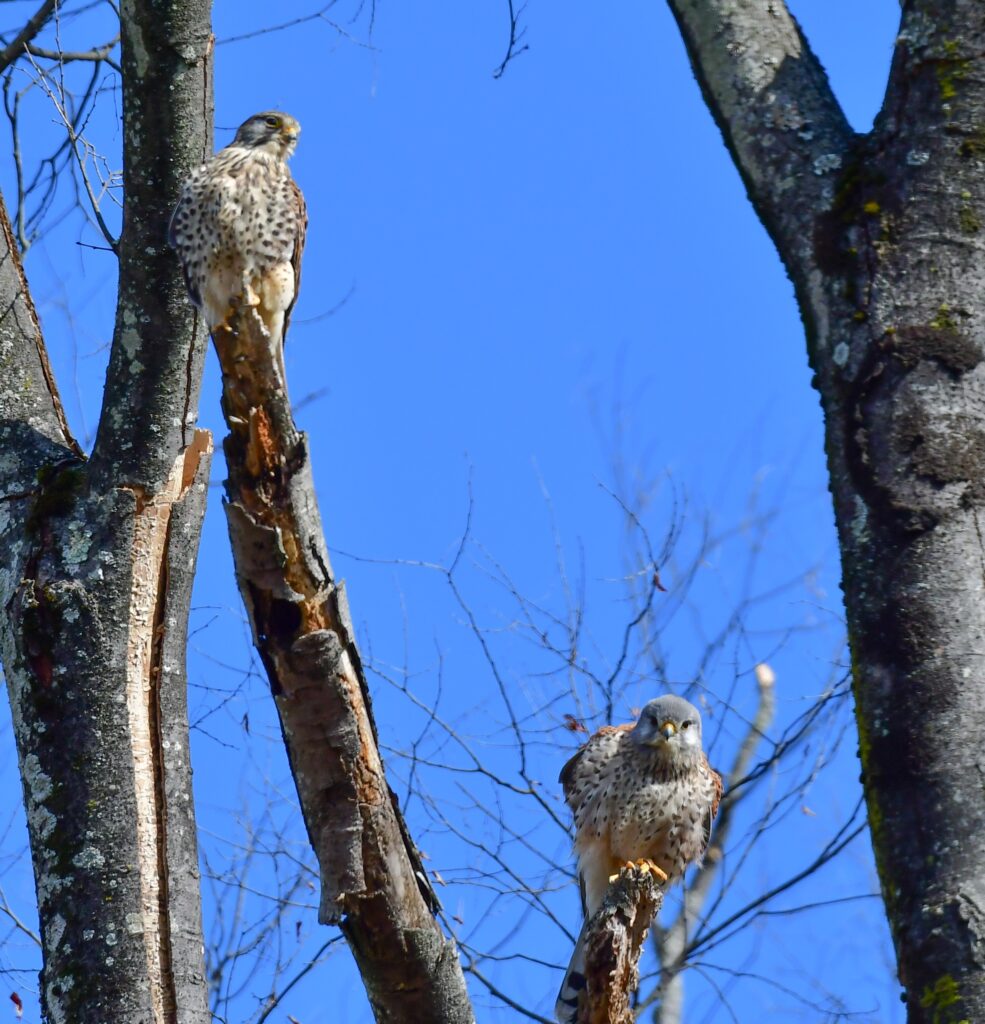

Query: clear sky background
[{"left": 0, "top": 2, "right": 909, "bottom": 1022}]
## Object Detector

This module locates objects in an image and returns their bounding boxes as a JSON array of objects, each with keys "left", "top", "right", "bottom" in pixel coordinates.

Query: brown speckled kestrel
[
  {"left": 555, "top": 695, "right": 722, "bottom": 1023},
  {"left": 169, "top": 111, "right": 307, "bottom": 383}
]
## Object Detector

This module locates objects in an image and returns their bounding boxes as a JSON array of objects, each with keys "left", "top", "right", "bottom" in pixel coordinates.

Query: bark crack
[{"left": 122, "top": 429, "right": 211, "bottom": 1024}]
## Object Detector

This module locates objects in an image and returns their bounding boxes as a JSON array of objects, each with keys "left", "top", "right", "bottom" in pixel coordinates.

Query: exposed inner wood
[
  {"left": 212, "top": 306, "right": 476, "bottom": 1022},
  {"left": 214, "top": 309, "right": 386, "bottom": 878},
  {"left": 123, "top": 429, "right": 212, "bottom": 1024}
]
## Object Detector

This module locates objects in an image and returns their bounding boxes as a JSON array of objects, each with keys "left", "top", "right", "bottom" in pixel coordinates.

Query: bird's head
[
  {"left": 232, "top": 111, "right": 301, "bottom": 158},
  {"left": 629, "top": 695, "right": 705, "bottom": 761}
]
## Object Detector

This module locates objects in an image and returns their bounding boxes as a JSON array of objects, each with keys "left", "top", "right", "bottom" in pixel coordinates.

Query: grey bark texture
[
  {"left": 89, "top": 0, "right": 212, "bottom": 492},
  {"left": 0, "top": 1, "right": 214, "bottom": 1021},
  {"left": 664, "top": 1, "right": 985, "bottom": 1020},
  {"left": 213, "top": 305, "right": 477, "bottom": 1024}
]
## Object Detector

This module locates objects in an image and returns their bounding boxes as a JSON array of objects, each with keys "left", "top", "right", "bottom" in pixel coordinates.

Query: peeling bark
[
  {"left": 575, "top": 869, "right": 663, "bottom": 1024},
  {"left": 123, "top": 432, "right": 213, "bottom": 1021},
  {"left": 213, "top": 305, "right": 476, "bottom": 1024},
  {"left": 0, "top": 425, "right": 213, "bottom": 1024},
  {"left": 665, "top": 1, "right": 985, "bottom": 1019}
]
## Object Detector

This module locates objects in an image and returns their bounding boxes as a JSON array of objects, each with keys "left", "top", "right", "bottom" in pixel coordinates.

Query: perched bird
[
  {"left": 555, "top": 695, "right": 722, "bottom": 1024},
  {"left": 169, "top": 111, "right": 307, "bottom": 382}
]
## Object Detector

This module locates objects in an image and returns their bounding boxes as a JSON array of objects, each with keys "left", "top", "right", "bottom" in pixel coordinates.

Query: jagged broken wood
[
  {"left": 575, "top": 866, "right": 663, "bottom": 1024},
  {"left": 212, "top": 303, "right": 475, "bottom": 1024}
]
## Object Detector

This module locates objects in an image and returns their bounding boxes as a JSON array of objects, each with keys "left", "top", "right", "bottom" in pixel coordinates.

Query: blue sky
[{"left": 0, "top": 2, "right": 908, "bottom": 1021}]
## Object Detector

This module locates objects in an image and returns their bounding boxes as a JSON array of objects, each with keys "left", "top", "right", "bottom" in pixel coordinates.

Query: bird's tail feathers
[{"left": 554, "top": 922, "right": 589, "bottom": 1024}]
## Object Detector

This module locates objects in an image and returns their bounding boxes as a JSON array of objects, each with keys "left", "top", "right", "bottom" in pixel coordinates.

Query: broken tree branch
[
  {"left": 213, "top": 302, "right": 475, "bottom": 1024},
  {"left": 577, "top": 867, "right": 663, "bottom": 1024}
]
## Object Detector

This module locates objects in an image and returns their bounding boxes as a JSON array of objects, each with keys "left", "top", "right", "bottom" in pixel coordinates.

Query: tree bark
[
  {"left": 0, "top": 1, "right": 214, "bottom": 1020},
  {"left": 576, "top": 868, "right": 663, "bottom": 1024},
  {"left": 664, "top": 1, "right": 985, "bottom": 1020},
  {"left": 213, "top": 304, "right": 476, "bottom": 1024}
]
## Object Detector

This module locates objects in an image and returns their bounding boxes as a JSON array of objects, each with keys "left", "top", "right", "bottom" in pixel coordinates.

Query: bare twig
[
  {"left": 0, "top": 885, "right": 41, "bottom": 947},
  {"left": 216, "top": 3, "right": 376, "bottom": 50},
  {"left": 25, "top": 34, "right": 120, "bottom": 72},
  {"left": 492, "top": 0, "right": 529, "bottom": 79}
]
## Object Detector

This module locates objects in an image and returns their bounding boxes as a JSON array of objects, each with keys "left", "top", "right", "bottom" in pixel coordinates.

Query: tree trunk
[
  {"left": 0, "top": 0, "right": 214, "bottom": 1020},
  {"left": 664, "top": 1, "right": 985, "bottom": 1020}
]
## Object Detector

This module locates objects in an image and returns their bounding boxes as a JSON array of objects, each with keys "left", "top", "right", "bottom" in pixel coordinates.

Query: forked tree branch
[{"left": 663, "top": 3, "right": 985, "bottom": 1020}]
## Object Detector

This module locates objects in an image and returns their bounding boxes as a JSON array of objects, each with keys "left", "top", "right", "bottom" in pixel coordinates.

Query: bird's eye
[
  {"left": 681, "top": 720, "right": 692, "bottom": 730},
  {"left": 264, "top": 115, "right": 280, "bottom": 128}
]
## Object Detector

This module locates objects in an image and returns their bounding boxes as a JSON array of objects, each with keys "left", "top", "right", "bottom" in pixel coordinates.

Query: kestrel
[
  {"left": 169, "top": 111, "right": 307, "bottom": 383},
  {"left": 555, "top": 695, "right": 722, "bottom": 1023}
]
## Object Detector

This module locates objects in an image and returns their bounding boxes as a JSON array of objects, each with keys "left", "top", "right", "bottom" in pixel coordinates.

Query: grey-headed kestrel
[
  {"left": 555, "top": 695, "right": 722, "bottom": 1024},
  {"left": 169, "top": 111, "right": 307, "bottom": 384}
]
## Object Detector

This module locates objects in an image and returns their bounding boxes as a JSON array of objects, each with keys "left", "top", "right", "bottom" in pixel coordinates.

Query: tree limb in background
[
  {"left": 0, "top": 0, "right": 57, "bottom": 77},
  {"left": 664, "top": 0, "right": 853, "bottom": 271},
  {"left": 648, "top": 663, "right": 776, "bottom": 1024},
  {"left": 212, "top": 302, "right": 476, "bottom": 1024},
  {"left": 493, "top": 0, "right": 529, "bottom": 79}
]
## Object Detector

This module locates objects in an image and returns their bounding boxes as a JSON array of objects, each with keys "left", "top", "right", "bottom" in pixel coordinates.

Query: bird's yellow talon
[
  {"left": 638, "top": 859, "right": 669, "bottom": 882},
  {"left": 610, "top": 859, "right": 669, "bottom": 885}
]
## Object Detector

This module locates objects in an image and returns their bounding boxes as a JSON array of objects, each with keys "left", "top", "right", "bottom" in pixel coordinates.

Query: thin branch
[
  {"left": 254, "top": 937, "right": 341, "bottom": 1024},
  {"left": 23, "top": 47, "right": 119, "bottom": 250},
  {"left": 24, "top": 34, "right": 121, "bottom": 72},
  {"left": 0, "top": 886, "right": 41, "bottom": 947},
  {"left": 492, "top": 0, "right": 529, "bottom": 79},
  {"left": 216, "top": 4, "right": 376, "bottom": 51},
  {"left": 687, "top": 808, "right": 868, "bottom": 959}
]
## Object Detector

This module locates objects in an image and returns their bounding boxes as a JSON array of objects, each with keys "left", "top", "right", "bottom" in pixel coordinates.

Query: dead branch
[
  {"left": 213, "top": 302, "right": 475, "bottom": 1023},
  {"left": 25, "top": 35, "right": 120, "bottom": 70},
  {"left": 578, "top": 867, "right": 663, "bottom": 1024}
]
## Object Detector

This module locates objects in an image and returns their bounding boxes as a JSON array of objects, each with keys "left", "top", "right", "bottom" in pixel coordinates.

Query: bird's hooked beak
[
  {"left": 658, "top": 720, "right": 677, "bottom": 741},
  {"left": 280, "top": 120, "right": 301, "bottom": 152}
]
